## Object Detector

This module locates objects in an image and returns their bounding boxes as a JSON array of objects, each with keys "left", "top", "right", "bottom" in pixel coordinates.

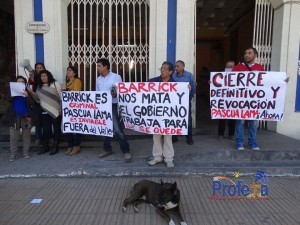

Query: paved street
[
  {"left": 0, "top": 113, "right": 299, "bottom": 225},
  {"left": 0, "top": 176, "right": 299, "bottom": 225}
]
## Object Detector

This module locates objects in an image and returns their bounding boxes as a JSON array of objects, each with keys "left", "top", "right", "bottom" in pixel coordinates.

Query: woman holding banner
[
  {"left": 64, "top": 66, "right": 83, "bottom": 156},
  {"left": 28, "top": 70, "right": 62, "bottom": 155},
  {"left": 147, "top": 61, "right": 176, "bottom": 168}
]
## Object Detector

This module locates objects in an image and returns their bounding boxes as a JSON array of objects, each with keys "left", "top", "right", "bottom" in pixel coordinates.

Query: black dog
[{"left": 122, "top": 180, "right": 187, "bottom": 225}]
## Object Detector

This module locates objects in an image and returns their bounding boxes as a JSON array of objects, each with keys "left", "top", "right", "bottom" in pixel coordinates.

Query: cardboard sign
[
  {"left": 61, "top": 91, "right": 113, "bottom": 136},
  {"left": 117, "top": 82, "right": 189, "bottom": 135},
  {"left": 210, "top": 71, "right": 287, "bottom": 121}
]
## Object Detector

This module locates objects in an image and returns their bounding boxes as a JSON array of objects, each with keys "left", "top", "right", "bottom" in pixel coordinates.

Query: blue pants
[
  {"left": 103, "top": 104, "right": 130, "bottom": 153},
  {"left": 235, "top": 120, "right": 259, "bottom": 148}
]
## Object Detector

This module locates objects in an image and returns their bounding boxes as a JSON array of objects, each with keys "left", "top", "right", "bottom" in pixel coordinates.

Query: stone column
[
  {"left": 14, "top": 0, "right": 35, "bottom": 77},
  {"left": 42, "top": 0, "right": 71, "bottom": 83},
  {"left": 176, "top": 0, "right": 196, "bottom": 128},
  {"left": 148, "top": 0, "right": 168, "bottom": 77},
  {"left": 269, "top": 0, "right": 300, "bottom": 140}
]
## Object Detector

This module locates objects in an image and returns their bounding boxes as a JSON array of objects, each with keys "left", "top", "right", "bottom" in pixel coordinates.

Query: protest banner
[
  {"left": 61, "top": 91, "right": 113, "bottom": 136},
  {"left": 210, "top": 71, "right": 287, "bottom": 121},
  {"left": 118, "top": 82, "right": 189, "bottom": 135}
]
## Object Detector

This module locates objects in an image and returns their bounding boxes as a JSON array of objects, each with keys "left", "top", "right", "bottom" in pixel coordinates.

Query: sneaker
[
  {"left": 237, "top": 146, "right": 245, "bottom": 151},
  {"left": 98, "top": 151, "right": 113, "bottom": 158},
  {"left": 251, "top": 146, "right": 260, "bottom": 151},
  {"left": 166, "top": 161, "right": 174, "bottom": 168},
  {"left": 124, "top": 153, "right": 132, "bottom": 161},
  {"left": 24, "top": 155, "right": 31, "bottom": 159},
  {"left": 9, "top": 155, "right": 17, "bottom": 162},
  {"left": 148, "top": 158, "right": 163, "bottom": 166}
]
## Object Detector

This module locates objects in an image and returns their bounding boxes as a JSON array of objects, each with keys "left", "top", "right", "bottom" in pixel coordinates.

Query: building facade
[{"left": 11, "top": 0, "right": 300, "bottom": 140}]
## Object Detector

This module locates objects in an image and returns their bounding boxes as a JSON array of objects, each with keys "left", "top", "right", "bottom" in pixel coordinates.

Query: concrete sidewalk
[
  {"left": 0, "top": 176, "right": 299, "bottom": 225},
  {"left": 0, "top": 128, "right": 299, "bottom": 178}
]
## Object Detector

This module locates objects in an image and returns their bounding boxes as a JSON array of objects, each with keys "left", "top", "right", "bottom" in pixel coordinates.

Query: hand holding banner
[
  {"left": 210, "top": 71, "right": 287, "bottom": 121},
  {"left": 61, "top": 91, "right": 113, "bottom": 136},
  {"left": 118, "top": 82, "right": 190, "bottom": 135}
]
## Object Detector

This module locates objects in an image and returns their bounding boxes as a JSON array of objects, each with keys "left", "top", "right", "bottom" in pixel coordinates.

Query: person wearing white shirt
[{"left": 96, "top": 58, "right": 132, "bottom": 161}]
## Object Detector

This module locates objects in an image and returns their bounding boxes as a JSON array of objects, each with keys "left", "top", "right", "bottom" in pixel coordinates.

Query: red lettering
[
  {"left": 118, "top": 83, "right": 128, "bottom": 94},
  {"left": 153, "top": 127, "right": 182, "bottom": 135},
  {"left": 212, "top": 73, "right": 223, "bottom": 87},
  {"left": 257, "top": 72, "right": 265, "bottom": 86},
  {"left": 161, "top": 83, "right": 169, "bottom": 92},
  {"left": 118, "top": 82, "right": 178, "bottom": 93},
  {"left": 169, "top": 83, "right": 177, "bottom": 92},
  {"left": 148, "top": 82, "right": 156, "bottom": 92},
  {"left": 138, "top": 82, "right": 148, "bottom": 92},
  {"left": 138, "top": 126, "right": 150, "bottom": 133},
  {"left": 129, "top": 83, "right": 139, "bottom": 92},
  {"left": 246, "top": 72, "right": 256, "bottom": 86}
]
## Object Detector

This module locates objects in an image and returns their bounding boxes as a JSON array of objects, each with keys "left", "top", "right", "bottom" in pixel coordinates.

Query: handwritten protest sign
[
  {"left": 210, "top": 71, "right": 287, "bottom": 121},
  {"left": 61, "top": 91, "right": 113, "bottom": 136},
  {"left": 117, "top": 82, "right": 189, "bottom": 135}
]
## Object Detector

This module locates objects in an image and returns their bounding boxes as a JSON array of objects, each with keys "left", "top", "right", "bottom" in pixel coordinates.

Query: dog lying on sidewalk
[{"left": 122, "top": 180, "right": 187, "bottom": 225}]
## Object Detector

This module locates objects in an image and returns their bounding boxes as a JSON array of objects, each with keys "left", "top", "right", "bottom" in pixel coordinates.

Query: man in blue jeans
[
  {"left": 96, "top": 58, "right": 132, "bottom": 161},
  {"left": 232, "top": 47, "right": 265, "bottom": 151}
]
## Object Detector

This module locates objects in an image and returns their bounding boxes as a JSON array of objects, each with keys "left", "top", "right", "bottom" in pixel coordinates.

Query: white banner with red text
[
  {"left": 117, "top": 82, "right": 189, "bottom": 135},
  {"left": 210, "top": 71, "right": 287, "bottom": 121},
  {"left": 61, "top": 91, "right": 113, "bottom": 136}
]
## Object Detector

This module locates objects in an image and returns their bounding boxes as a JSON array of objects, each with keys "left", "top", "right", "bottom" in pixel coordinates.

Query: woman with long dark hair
[
  {"left": 29, "top": 70, "right": 62, "bottom": 155},
  {"left": 64, "top": 66, "right": 83, "bottom": 156},
  {"left": 28, "top": 62, "right": 47, "bottom": 146}
]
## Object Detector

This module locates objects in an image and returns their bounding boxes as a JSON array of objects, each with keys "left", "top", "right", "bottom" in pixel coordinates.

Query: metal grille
[
  {"left": 68, "top": 0, "right": 149, "bottom": 91},
  {"left": 253, "top": 0, "right": 274, "bottom": 71},
  {"left": 253, "top": 0, "right": 274, "bottom": 130}
]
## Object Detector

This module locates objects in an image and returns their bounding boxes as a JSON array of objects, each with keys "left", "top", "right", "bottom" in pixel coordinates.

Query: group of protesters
[{"left": 4, "top": 47, "right": 274, "bottom": 167}]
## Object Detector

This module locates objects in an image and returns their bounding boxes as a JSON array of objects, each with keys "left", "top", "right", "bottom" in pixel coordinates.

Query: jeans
[
  {"left": 235, "top": 120, "right": 258, "bottom": 148},
  {"left": 67, "top": 133, "right": 81, "bottom": 147},
  {"left": 104, "top": 104, "right": 130, "bottom": 153}
]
